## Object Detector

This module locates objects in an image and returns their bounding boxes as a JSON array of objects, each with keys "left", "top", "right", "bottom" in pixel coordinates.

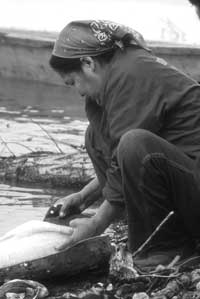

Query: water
[
  {"left": 0, "top": 77, "right": 86, "bottom": 120},
  {"left": 0, "top": 182, "right": 78, "bottom": 235},
  {"left": 0, "top": 77, "right": 88, "bottom": 236}
]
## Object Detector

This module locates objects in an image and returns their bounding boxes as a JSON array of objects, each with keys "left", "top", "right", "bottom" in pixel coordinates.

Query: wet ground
[{"left": 0, "top": 76, "right": 87, "bottom": 235}]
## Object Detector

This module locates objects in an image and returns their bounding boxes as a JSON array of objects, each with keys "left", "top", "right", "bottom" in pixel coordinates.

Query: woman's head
[
  {"left": 49, "top": 51, "right": 115, "bottom": 98},
  {"left": 49, "top": 49, "right": 115, "bottom": 75},
  {"left": 50, "top": 20, "right": 148, "bottom": 98}
]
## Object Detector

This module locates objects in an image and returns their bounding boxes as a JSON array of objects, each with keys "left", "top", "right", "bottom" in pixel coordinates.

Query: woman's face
[
  {"left": 59, "top": 57, "right": 106, "bottom": 100},
  {"left": 60, "top": 71, "right": 95, "bottom": 97}
]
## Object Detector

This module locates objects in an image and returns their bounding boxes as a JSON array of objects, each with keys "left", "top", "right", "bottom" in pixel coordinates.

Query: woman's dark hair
[
  {"left": 49, "top": 56, "right": 82, "bottom": 74},
  {"left": 49, "top": 49, "right": 115, "bottom": 74}
]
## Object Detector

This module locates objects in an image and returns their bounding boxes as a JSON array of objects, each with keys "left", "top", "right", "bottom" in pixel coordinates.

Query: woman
[{"left": 50, "top": 20, "right": 200, "bottom": 269}]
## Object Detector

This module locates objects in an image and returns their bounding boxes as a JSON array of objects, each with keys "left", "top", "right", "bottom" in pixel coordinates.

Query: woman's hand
[
  {"left": 56, "top": 218, "right": 97, "bottom": 250},
  {"left": 53, "top": 192, "right": 84, "bottom": 218},
  {"left": 53, "top": 178, "right": 101, "bottom": 218},
  {"left": 56, "top": 199, "right": 124, "bottom": 251}
]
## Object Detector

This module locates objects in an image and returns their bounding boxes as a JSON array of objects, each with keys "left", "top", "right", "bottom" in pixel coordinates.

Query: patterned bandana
[{"left": 52, "top": 20, "right": 149, "bottom": 58}]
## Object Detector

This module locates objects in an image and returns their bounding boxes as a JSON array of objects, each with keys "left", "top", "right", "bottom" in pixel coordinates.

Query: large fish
[
  {"left": 0, "top": 220, "right": 112, "bottom": 282},
  {"left": 0, "top": 220, "right": 74, "bottom": 269}
]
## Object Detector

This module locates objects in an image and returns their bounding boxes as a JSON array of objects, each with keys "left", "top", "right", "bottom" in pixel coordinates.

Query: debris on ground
[
  {"left": 0, "top": 279, "right": 49, "bottom": 299},
  {"left": 2, "top": 221, "right": 200, "bottom": 299}
]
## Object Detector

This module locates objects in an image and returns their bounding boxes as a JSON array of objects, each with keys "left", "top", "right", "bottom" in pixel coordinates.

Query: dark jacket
[{"left": 86, "top": 47, "right": 200, "bottom": 202}]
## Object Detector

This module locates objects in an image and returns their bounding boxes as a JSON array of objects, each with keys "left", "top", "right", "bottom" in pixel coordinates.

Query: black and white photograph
[{"left": 0, "top": 1, "right": 200, "bottom": 298}]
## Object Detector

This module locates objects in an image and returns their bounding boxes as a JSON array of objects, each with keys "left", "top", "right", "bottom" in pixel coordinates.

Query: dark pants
[{"left": 86, "top": 127, "right": 200, "bottom": 252}]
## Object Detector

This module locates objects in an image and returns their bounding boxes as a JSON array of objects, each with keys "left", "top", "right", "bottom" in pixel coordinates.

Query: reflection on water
[
  {"left": 0, "top": 77, "right": 87, "bottom": 235},
  {"left": 0, "top": 206, "right": 47, "bottom": 236},
  {"left": 0, "top": 77, "right": 88, "bottom": 157},
  {"left": 0, "top": 76, "right": 86, "bottom": 119},
  {"left": 0, "top": 117, "right": 87, "bottom": 156},
  {"left": 0, "top": 183, "right": 76, "bottom": 236}
]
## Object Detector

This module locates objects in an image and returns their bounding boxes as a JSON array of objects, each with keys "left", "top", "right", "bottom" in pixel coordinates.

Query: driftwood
[{"left": 0, "top": 150, "right": 95, "bottom": 188}]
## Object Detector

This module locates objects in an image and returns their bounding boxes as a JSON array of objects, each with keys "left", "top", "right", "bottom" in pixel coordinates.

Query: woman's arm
[
  {"left": 81, "top": 177, "right": 100, "bottom": 197},
  {"left": 92, "top": 199, "right": 124, "bottom": 235},
  {"left": 57, "top": 199, "right": 124, "bottom": 250},
  {"left": 79, "top": 177, "right": 102, "bottom": 211},
  {"left": 80, "top": 177, "right": 100, "bottom": 200},
  {"left": 55, "top": 177, "right": 102, "bottom": 217}
]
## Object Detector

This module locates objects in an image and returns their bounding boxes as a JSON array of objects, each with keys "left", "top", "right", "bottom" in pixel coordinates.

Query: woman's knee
[
  {"left": 117, "top": 129, "right": 157, "bottom": 163},
  {"left": 118, "top": 129, "right": 154, "bottom": 152}
]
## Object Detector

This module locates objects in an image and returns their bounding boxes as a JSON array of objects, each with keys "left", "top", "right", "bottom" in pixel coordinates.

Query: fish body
[
  {"left": 0, "top": 220, "right": 73, "bottom": 269},
  {"left": 0, "top": 220, "right": 112, "bottom": 281}
]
